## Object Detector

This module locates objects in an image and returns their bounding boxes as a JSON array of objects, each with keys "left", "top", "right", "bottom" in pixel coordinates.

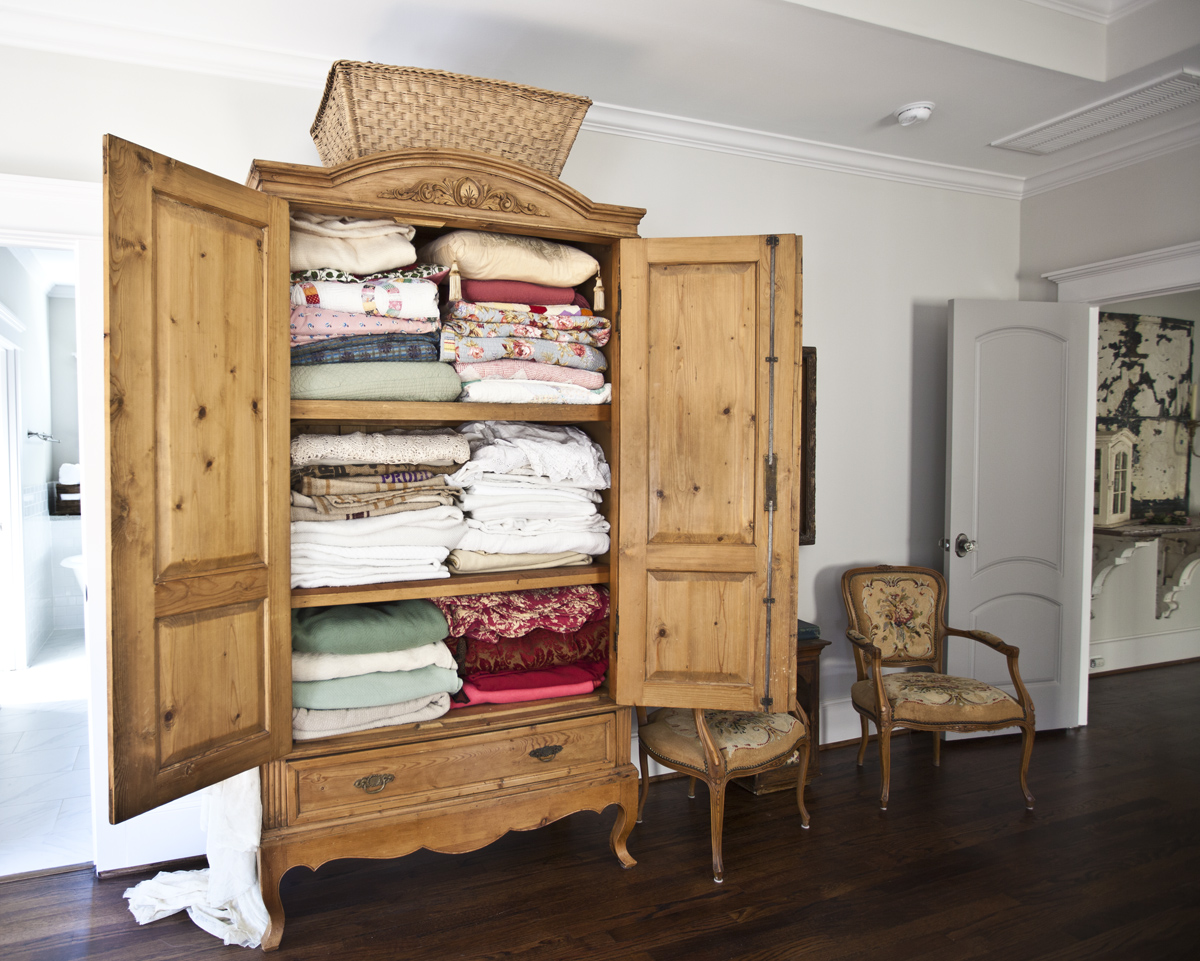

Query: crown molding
[
  {"left": 582, "top": 103, "right": 1025, "bottom": 200},
  {"left": 1044, "top": 239, "right": 1200, "bottom": 302},
  {"left": 1021, "top": 116, "right": 1200, "bottom": 197},
  {"left": 0, "top": 6, "right": 329, "bottom": 88},
  {"left": 0, "top": 6, "right": 1193, "bottom": 202},
  {"left": 0, "top": 174, "right": 101, "bottom": 244},
  {"left": 1022, "top": 0, "right": 1160, "bottom": 26}
]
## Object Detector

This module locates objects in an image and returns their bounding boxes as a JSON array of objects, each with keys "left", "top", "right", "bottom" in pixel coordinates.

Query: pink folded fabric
[
  {"left": 457, "top": 278, "right": 591, "bottom": 308},
  {"left": 453, "top": 659, "right": 608, "bottom": 706},
  {"left": 453, "top": 359, "right": 605, "bottom": 390},
  {"left": 290, "top": 306, "right": 439, "bottom": 344}
]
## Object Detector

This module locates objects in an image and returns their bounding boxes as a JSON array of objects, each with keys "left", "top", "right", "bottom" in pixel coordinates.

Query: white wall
[
  {"left": 1019, "top": 143, "right": 1200, "bottom": 302},
  {"left": 0, "top": 50, "right": 1025, "bottom": 865},
  {"left": 563, "top": 131, "right": 1021, "bottom": 742},
  {"left": 48, "top": 294, "right": 79, "bottom": 478}
]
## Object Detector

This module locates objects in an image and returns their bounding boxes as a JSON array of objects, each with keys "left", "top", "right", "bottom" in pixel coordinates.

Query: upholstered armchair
[
  {"left": 840, "top": 565, "right": 1035, "bottom": 811},
  {"left": 636, "top": 704, "right": 811, "bottom": 882}
]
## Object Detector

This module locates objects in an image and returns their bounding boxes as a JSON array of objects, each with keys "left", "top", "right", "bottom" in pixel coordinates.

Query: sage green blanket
[
  {"left": 291, "top": 599, "right": 449, "bottom": 654},
  {"left": 292, "top": 664, "right": 463, "bottom": 710}
]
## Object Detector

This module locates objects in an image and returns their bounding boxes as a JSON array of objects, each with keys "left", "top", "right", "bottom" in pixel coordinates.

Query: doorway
[{"left": 0, "top": 245, "right": 91, "bottom": 878}]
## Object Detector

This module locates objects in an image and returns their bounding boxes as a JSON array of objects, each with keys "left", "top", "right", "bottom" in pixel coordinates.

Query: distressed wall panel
[{"left": 1096, "top": 311, "right": 1193, "bottom": 515}]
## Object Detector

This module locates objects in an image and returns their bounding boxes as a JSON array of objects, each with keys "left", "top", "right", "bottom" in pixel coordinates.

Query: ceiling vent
[{"left": 990, "top": 69, "right": 1200, "bottom": 154}]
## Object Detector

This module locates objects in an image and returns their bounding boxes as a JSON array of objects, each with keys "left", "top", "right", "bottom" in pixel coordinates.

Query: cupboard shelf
[
  {"left": 290, "top": 563, "right": 612, "bottom": 608},
  {"left": 290, "top": 400, "right": 612, "bottom": 425}
]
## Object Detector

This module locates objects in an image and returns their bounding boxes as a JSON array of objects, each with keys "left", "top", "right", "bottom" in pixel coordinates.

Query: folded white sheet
[
  {"left": 292, "top": 692, "right": 451, "bottom": 740},
  {"left": 455, "top": 528, "right": 610, "bottom": 556},
  {"left": 292, "top": 641, "right": 456, "bottom": 683}
]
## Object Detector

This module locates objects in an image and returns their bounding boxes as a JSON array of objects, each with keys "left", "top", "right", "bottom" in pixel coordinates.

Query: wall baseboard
[{"left": 1090, "top": 630, "right": 1200, "bottom": 674}]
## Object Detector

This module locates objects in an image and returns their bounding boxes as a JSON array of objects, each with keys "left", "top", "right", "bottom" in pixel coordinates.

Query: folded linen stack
[
  {"left": 434, "top": 585, "right": 609, "bottom": 706},
  {"left": 288, "top": 212, "right": 460, "bottom": 401},
  {"left": 289, "top": 430, "right": 470, "bottom": 588},
  {"left": 418, "top": 230, "right": 611, "bottom": 404},
  {"left": 448, "top": 421, "right": 610, "bottom": 571},
  {"left": 291, "top": 599, "right": 461, "bottom": 739}
]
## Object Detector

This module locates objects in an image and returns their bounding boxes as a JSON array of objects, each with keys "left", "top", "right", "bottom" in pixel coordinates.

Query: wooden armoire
[{"left": 104, "top": 134, "right": 803, "bottom": 950}]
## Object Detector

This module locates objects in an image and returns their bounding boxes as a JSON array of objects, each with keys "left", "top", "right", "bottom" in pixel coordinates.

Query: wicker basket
[{"left": 310, "top": 61, "right": 592, "bottom": 178}]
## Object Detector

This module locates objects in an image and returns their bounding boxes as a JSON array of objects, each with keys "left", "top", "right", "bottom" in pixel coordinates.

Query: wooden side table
[{"left": 734, "top": 637, "right": 831, "bottom": 795}]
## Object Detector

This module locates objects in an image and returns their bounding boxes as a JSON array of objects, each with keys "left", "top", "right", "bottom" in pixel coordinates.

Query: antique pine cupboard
[{"left": 104, "top": 134, "right": 803, "bottom": 950}]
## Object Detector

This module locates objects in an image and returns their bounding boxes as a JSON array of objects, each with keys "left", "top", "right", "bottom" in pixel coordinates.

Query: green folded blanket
[
  {"left": 292, "top": 600, "right": 449, "bottom": 654},
  {"left": 290, "top": 360, "right": 462, "bottom": 401},
  {"left": 292, "top": 664, "right": 464, "bottom": 710}
]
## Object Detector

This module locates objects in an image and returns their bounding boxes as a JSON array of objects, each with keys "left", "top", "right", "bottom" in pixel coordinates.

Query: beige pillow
[{"left": 418, "top": 230, "right": 598, "bottom": 287}]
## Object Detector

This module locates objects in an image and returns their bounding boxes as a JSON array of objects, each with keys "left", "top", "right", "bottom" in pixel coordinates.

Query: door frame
[
  {"left": 0, "top": 173, "right": 207, "bottom": 874},
  {"left": 0, "top": 321, "right": 23, "bottom": 672},
  {"left": 1044, "top": 241, "right": 1200, "bottom": 727}
]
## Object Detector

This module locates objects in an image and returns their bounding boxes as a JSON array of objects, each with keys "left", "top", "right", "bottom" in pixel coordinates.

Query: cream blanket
[
  {"left": 289, "top": 212, "right": 417, "bottom": 274},
  {"left": 292, "top": 641, "right": 456, "bottom": 682},
  {"left": 292, "top": 692, "right": 451, "bottom": 740},
  {"left": 291, "top": 430, "right": 470, "bottom": 467}
]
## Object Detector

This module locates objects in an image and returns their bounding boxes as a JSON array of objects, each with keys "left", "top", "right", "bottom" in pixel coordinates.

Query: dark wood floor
[{"left": 3, "top": 662, "right": 1198, "bottom": 960}]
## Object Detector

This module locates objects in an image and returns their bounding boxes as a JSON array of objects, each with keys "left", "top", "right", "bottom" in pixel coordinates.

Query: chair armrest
[
  {"left": 945, "top": 626, "right": 1019, "bottom": 657},
  {"left": 845, "top": 629, "right": 878, "bottom": 654}
]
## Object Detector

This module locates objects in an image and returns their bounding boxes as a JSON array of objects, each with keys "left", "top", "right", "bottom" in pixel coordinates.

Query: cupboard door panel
[
  {"left": 106, "top": 135, "right": 291, "bottom": 823},
  {"left": 616, "top": 236, "right": 800, "bottom": 711}
]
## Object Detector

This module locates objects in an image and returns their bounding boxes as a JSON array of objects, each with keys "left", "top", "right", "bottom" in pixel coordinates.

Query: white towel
[
  {"left": 58, "top": 462, "right": 81, "bottom": 484},
  {"left": 292, "top": 692, "right": 451, "bottom": 739},
  {"left": 292, "top": 567, "right": 450, "bottom": 588},
  {"left": 124, "top": 770, "right": 268, "bottom": 948},
  {"left": 459, "top": 379, "right": 611, "bottom": 405},
  {"left": 289, "top": 212, "right": 417, "bottom": 274},
  {"left": 456, "top": 528, "right": 610, "bottom": 556},
  {"left": 466, "top": 477, "right": 602, "bottom": 500},
  {"left": 451, "top": 422, "right": 610, "bottom": 489},
  {"left": 458, "top": 493, "right": 599, "bottom": 520},
  {"left": 292, "top": 641, "right": 456, "bottom": 682},
  {"left": 291, "top": 511, "right": 467, "bottom": 550},
  {"left": 466, "top": 515, "right": 610, "bottom": 534}
]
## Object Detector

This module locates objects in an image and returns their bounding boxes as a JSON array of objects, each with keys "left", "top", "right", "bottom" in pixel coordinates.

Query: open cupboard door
[
  {"left": 105, "top": 136, "right": 292, "bottom": 823},
  {"left": 615, "top": 235, "right": 802, "bottom": 711}
]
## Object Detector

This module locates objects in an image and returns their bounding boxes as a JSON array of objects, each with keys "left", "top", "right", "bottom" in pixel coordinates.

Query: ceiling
[{"left": 1, "top": 0, "right": 1198, "bottom": 198}]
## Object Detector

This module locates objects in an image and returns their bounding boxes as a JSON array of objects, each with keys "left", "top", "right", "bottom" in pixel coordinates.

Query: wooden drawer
[{"left": 285, "top": 711, "right": 620, "bottom": 825}]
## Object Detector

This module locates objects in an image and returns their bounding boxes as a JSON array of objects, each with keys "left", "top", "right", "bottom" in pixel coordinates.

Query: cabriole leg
[{"left": 1019, "top": 723, "right": 1035, "bottom": 809}]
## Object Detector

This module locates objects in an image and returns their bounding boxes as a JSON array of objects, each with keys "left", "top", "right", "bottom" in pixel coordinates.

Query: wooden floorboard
[{"left": 2, "top": 663, "right": 1198, "bottom": 960}]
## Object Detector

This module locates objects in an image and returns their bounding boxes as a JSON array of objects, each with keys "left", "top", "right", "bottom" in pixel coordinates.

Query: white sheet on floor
[{"left": 123, "top": 769, "right": 268, "bottom": 948}]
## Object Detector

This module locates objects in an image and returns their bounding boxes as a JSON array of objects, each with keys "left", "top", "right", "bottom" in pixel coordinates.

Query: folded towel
[
  {"left": 295, "top": 474, "right": 448, "bottom": 495},
  {"left": 459, "top": 380, "right": 611, "bottom": 405},
  {"left": 454, "top": 359, "right": 605, "bottom": 390},
  {"left": 455, "top": 529, "right": 609, "bottom": 556},
  {"left": 291, "top": 361, "right": 462, "bottom": 402},
  {"left": 451, "top": 422, "right": 610, "bottom": 489},
  {"left": 291, "top": 509, "right": 467, "bottom": 550},
  {"left": 58, "top": 462, "right": 81, "bottom": 485},
  {"left": 292, "top": 640, "right": 456, "bottom": 682},
  {"left": 291, "top": 567, "right": 450, "bottom": 589},
  {"left": 439, "top": 331, "right": 607, "bottom": 372},
  {"left": 291, "top": 598, "right": 449, "bottom": 655},
  {"left": 292, "top": 664, "right": 463, "bottom": 710},
  {"left": 447, "top": 550, "right": 592, "bottom": 574},
  {"left": 458, "top": 492, "right": 599, "bottom": 519},
  {"left": 292, "top": 692, "right": 451, "bottom": 740},
  {"left": 290, "top": 306, "right": 439, "bottom": 341},
  {"left": 289, "top": 212, "right": 416, "bottom": 274}
]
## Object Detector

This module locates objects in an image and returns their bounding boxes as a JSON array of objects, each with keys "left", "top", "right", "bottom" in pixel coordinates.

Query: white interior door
[{"left": 944, "top": 299, "right": 1097, "bottom": 731}]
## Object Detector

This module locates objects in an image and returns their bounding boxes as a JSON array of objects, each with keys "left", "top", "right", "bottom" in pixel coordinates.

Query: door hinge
[
  {"left": 615, "top": 287, "right": 621, "bottom": 334},
  {"left": 766, "top": 235, "right": 780, "bottom": 247},
  {"left": 612, "top": 612, "right": 618, "bottom": 654},
  {"left": 764, "top": 454, "right": 777, "bottom": 512},
  {"left": 762, "top": 596, "right": 776, "bottom": 606},
  {"left": 760, "top": 696, "right": 774, "bottom": 709}
]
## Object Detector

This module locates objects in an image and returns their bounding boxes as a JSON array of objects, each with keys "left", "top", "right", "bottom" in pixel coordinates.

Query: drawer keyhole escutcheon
[
  {"left": 529, "top": 745, "right": 564, "bottom": 762},
  {"left": 353, "top": 773, "right": 395, "bottom": 794}
]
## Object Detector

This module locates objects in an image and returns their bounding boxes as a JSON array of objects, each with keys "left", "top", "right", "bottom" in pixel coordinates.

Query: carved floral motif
[{"left": 378, "top": 177, "right": 548, "bottom": 216}]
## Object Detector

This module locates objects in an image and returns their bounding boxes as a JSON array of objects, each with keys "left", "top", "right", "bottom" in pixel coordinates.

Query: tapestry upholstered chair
[
  {"left": 635, "top": 704, "right": 811, "bottom": 882},
  {"left": 840, "top": 564, "right": 1035, "bottom": 811}
]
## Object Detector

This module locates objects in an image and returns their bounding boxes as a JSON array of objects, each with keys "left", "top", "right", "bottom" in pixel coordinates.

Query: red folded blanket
[
  {"left": 454, "top": 659, "right": 608, "bottom": 706},
  {"left": 456, "top": 278, "right": 591, "bottom": 308}
]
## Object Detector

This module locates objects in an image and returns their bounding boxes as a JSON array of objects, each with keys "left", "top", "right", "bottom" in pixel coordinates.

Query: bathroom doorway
[{"left": 0, "top": 245, "right": 91, "bottom": 878}]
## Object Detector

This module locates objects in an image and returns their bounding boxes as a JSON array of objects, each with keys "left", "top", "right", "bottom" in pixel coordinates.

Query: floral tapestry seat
[
  {"left": 840, "top": 565, "right": 1036, "bottom": 811},
  {"left": 636, "top": 706, "right": 811, "bottom": 883}
]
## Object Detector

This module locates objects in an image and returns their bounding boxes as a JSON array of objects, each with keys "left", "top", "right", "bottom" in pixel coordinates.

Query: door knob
[
  {"left": 938, "top": 537, "right": 951, "bottom": 552},
  {"left": 955, "top": 533, "right": 977, "bottom": 557}
]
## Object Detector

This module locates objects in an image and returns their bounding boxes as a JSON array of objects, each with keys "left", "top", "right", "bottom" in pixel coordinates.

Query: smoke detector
[{"left": 895, "top": 101, "right": 935, "bottom": 126}]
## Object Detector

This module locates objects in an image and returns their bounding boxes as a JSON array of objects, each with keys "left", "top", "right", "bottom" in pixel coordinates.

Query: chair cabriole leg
[
  {"left": 708, "top": 777, "right": 726, "bottom": 883},
  {"left": 1019, "top": 722, "right": 1035, "bottom": 809},
  {"left": 687, "top": 776, "right": 697, "bottom": 799},
  {"left": 796, "top": 739, "right": 811, "bottom": 828},
  {"left": 856, "top": 715, "right": 869, "bottom": 766},
  {"left": 636, "top": 742, "right": 650, "bottom": 823},
  {"left": 878, "top": 726, "right": 892, "bottom": 811},
  {"left": 932, "top": 729, "right": 941, "bottom": 767}
]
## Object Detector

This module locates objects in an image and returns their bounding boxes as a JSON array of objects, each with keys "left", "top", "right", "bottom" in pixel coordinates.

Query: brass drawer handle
[
  {"left": 529, "top": 745, "right": 564, "bottom": 762},
  {"left": 353, "top": 773, "right": 395, "bottom": 794}
]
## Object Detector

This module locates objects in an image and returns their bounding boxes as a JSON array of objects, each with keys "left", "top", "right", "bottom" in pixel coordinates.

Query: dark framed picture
[{"left": 799, "top": 346, "right": 816, "bottom": 545}]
